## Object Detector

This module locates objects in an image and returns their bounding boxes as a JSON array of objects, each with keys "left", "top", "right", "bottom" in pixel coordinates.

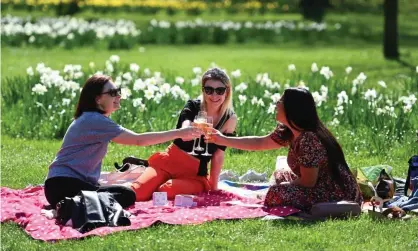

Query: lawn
[
  {"left": 2, "top": 44, "right": 417, "bottom": 80},
  {"left": 1, "top": 136, "right": 418, "bottom": 250},
  {"left": 1, "top": 7, "right": 418, "bottom": 250}
]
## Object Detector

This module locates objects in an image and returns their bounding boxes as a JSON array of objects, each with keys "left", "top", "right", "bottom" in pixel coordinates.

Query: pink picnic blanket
[{"left": 1, "top": 186, "right": 299, "bottom": 241}]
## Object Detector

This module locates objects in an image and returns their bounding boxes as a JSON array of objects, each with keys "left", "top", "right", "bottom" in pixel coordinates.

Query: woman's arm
[
  {"left": 207, "top": 114, "right": 238, "bottom": 190},
  {"left": 209, "top": 131, "right": 283, "bottom": 151},
  {"left": 209, "top": 149, "right": 225, "bottom": 190},
  {"left": 112, "top": 127, "right": 200, "bottom": 146},
  {"left": 284, "top": 166, "right": 319, "bottom": 188}
]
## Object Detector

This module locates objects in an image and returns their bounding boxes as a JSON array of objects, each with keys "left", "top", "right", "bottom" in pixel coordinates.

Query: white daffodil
[
  {"left": 251, "top": 96, "right": 258, "bottom": 105},
  {"left": 121, "top": 87, "right": 132, "bottom": 99},
  {"left": 62, "top": 98, "right": 71, "bottom": 106},
  {"left": 231, "top": 69, "right": 241, "bottom": 78},
  {"left": 345, "top": 66, "right": 352, "bottom": 74},
  {"left": 193, "top": 67, "right": 202, "bottom": 75},
  {"left": 105, "top": 60, "right": 114, "bottom": 73},
  {"left": 378, "top": 80, "right": 387, "bottom": 88},
  {"left": 238, "top": 95, "right": 247, "bottom": 105},
  {"left": 175, "top": 77, "right": 185, "bottom": 85},
  {"left": 364, "top": 89, "right": 377, "bottom": 101},
  {"left": 329, "top": 118, "right": 340, "bottom": 126},
  {"left": 270, "top": 93, "right": 281, "bottom": 103},
  {"left": 26, "top": 66, "right": 34, "bottom": 76},
  {"left": 311, "top": 62, "right": 318, "bottom": 72},
  {"left": 144, "top": 88, "right": 155, "bottom": 100},
  {"left": 267, "top": 103, "right": 276, "bottom": 114},
  {"left": 235, "top": 82, "right": 248, "bottom": 93},
  {"left": 32, "top": 83, "right": 48, "bottom": 95},
  {"left": 109, "top": 55, "right": 120, "bottom": 64},
  {"left": 130, "top": 63, "right": 140, "bottom": 73},
  {"left": 159, "top": 83, "right": 171, "bottom": 96},
  {"left": 132, "top": 98, "right": 143, "bottom": 108},
  {"left": 29, "top": 36, "right": 35, "bottom": 43},
  {"left": 191, "top": 78, "right": 200, "bottom": 86},
  {"left": 320, "top": 66, "right": 333, "bottom": 80},
  {"left": 153, "top": 93, "right": 163, "bottom": 104},
  {"left": 312, "top": 91, "right": 324, "bottom": 106},
  {"left": 353, "top": 72, "right": 367, "bottom": 86},
  {"left": 264, "top": 90, "right": 272, "bottom": 98},
  {"left": 337, "top": 91, "right": 349, "bottom": 106},
  {"left": 122, "top": 72, "right": 133, "bottom": 82},
  {"left": 67, "top": 33, "right": 74, "bottom": 40},
  {"left": 133, "top": 79, "right": 146, "bottom": 91}
]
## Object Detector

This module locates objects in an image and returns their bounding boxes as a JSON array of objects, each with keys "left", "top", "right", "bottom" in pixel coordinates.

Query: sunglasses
[
  {"left": 101, "top": 88, "right": 121, "bottom": 97},
  {"left": 203, "top": 86, "right": 227, "bottom": 95}
]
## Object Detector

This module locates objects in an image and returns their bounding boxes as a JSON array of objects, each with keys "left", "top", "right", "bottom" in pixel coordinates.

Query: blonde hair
[{"left": 201, "top": 68, "right": 233, "bottom": 117}]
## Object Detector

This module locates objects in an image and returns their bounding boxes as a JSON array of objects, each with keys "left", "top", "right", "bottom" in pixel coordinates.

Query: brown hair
[
  {"left": 280, "top": 87, "right": 353, "bottom": 188},
  {"left": 74, "top": 75, "right": 112, "bottom": 119},
  {"left": 201, "top": 67, "right": 233, "bottom": 116}
]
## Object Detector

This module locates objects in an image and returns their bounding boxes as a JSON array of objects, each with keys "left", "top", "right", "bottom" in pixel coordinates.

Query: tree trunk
[
  {"left": 299, "top": 0, "right": 331, "bottom": 22},
  {"left": 383, "top": 0, "right": 399, "bottom": 59}
]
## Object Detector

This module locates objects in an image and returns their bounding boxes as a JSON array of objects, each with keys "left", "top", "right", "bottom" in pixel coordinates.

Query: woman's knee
[
  {"left": 131, "top": 167, "right": 169, "bottom": 201},
  {"left": 131, "top": 182, "right": 154, "bottom": 201},
  {"left": 157, "top": 179, "right": 205, "bottom": 199}
]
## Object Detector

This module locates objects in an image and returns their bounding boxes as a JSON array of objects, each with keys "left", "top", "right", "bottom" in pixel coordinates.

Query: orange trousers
[{"left": 131, "top": 144, "right": 212, "bottom": 201}]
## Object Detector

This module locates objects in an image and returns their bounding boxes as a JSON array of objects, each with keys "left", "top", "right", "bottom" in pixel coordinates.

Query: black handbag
[{"left": 114, "top": 156, "right": 149, "bottom": 172}]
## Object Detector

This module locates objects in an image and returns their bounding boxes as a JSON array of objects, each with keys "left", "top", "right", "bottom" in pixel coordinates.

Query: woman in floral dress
[{"left": 208, "top": 87, "right": 362, "bottom": 211}]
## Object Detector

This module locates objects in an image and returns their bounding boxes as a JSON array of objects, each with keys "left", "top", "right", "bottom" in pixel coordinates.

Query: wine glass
[
  {"left": 193, "top": 111, "right": 207, "bottom": 151},
  {"left": 188, "top": 112, "right": 206, "bottom": 155},
  {"left": 201, "top": 116, "right": 213, "bottom": 156},
  {"left": 187, "top": 115, "right": 199, "bottom": 155}
]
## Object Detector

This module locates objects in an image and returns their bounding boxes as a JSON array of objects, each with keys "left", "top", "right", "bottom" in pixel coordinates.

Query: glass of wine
[
  {"left": 188, "top": 111, "right": 206, "bottom": 155},
  {"left": 201, "top": 116, "right": 213, "bottom": 156},
  {"left": 193, "top": 111, "right": 207, "bottom": 151}
]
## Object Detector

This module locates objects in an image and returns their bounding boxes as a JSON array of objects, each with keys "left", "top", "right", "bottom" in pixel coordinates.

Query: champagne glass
[
  {"left": 193, "top": 111, "right": 207, "bottom": 151},
  {"left": 201, "top": 116, "right": 213, "bottom": 156},
  {"left": 187, "top": 116, "right": 199, "bottom": 155}
]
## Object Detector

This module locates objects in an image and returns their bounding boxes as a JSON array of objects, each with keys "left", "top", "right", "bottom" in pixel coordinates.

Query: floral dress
[{"left": 264, "top": 126, "right": 363, "bottom": 211}]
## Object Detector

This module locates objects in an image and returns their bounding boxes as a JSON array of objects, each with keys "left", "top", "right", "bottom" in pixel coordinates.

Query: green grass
[
  {"left": 2, "top": 44, "right": 417, "bottom": 80},
  {"left": 1, "top": 136, "right": 418, "bottom": 250},
  {"left": 1, "top": 8, "right": 418, "bottom": 250}
]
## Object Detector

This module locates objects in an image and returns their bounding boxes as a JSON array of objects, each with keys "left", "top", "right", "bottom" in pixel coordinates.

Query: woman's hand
[
  {"left": 205, "top": 128, "right": 226, "bottom": 145},
  {"left": 177, "top": 126, "right": 202, "bottom": 141}
]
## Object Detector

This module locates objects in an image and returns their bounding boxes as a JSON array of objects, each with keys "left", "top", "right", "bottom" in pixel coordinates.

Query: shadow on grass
[
  {"left": 268, "top": 214, "right": 363, "bottom": 228},
  {"left": 395, "top": 58, "right": 416, "bottom": 70}
]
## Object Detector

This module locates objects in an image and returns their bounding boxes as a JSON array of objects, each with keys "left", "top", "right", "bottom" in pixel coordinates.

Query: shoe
[
  {"left": 114, "top": 162, "right": 131, "bottom": 172},
  {"left": 123, "top": 156, "right": 149, "bottom": 167}
]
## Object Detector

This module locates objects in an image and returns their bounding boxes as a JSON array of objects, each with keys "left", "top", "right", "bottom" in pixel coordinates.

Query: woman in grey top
[{"left": 45, "top": 74, "right": 199, "bottom": 208}]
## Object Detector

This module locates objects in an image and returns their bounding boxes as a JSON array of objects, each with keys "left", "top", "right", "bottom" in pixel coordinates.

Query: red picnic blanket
[{"left": 1, "top": 186, "right": 299, "bottom": 241}]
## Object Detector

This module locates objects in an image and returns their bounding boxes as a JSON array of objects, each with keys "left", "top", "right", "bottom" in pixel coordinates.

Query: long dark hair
[
  {"left": 74, "top": 75, "right": 112, "bottom": 119},
  {"left": 280, "top": 87, "right": 351, "bottom": 187}
]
